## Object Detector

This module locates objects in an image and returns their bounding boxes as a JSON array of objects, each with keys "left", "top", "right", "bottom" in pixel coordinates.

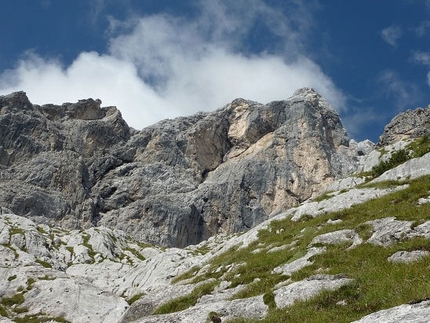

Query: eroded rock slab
[
  {"left": 352, "top": 300, "right": 430, "bottom": 323},
  {"left": 388, "top": 250, "right": 430, "bottom": 263},
  {"left": 274, "top": 274, "right": 353, "bottom": 309}
]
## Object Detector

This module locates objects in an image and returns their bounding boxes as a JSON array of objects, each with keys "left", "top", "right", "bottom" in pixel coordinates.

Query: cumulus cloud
[
  {"left": 0, "top": 51, "right": 169, "bottom": 126},
  {"left": 381, "top": 25, "right": 403, "bottom": 47},
  {"left": 0, "top": 0, "right": 346, "bottom": 129}
]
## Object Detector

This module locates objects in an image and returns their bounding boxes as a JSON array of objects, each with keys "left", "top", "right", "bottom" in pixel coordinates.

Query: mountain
[
  {"left": 0, "top": 90, "right": 430, "bottom": 322},
  {"left": 0, "top": 88, "right": 359, "bottom": 247}
]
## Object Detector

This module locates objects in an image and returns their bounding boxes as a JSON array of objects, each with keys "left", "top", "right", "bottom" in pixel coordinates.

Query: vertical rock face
[{"left": 0, "top": 88, "right": 357, "bottom": 247}]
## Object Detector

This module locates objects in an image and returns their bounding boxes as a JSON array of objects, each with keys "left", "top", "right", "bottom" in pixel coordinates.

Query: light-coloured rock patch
[
  {"left": 274, "top": 274, "right": 353, "bottom": 309},
  {"left": 352, "top": 300, "right": 430, "bottom": 323}
]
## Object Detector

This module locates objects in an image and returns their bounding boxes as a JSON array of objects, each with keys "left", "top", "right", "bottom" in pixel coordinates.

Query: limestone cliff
[{"left": 0, "top": 88, "right": 358, "bottom": 247}]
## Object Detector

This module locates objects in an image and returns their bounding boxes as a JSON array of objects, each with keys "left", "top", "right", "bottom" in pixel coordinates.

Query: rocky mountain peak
[
  {"left": 0, "top": 91, "right": 32, "bottom": 111},
  {"left": 292, "top": 86, "right": 326, "bottom": 102},
  {"left": 0, "top": 89, "right": 358, "bottom": 247}
]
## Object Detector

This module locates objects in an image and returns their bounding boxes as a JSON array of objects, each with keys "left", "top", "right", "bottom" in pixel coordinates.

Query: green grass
[
  {"left": 128, "top": 292, "right": 145, "bottom": 305},
  {"left": 407, "top": 135, "right": 430, "bottom": 158},
  {"left": 12, "top": 306, "right": 29, "bottom": 314},
  {"left": 0, "top": 304, "right": 7, "bottom": 317},
  {"left": 14, "top": 315, "right": 70, "bottom": 323},
  {"left": 38, "top": 275, "right": 56, "bottom": 281},
  {"left": 370, "top": 149, "right": 410, "bottom": 178},
  {"left": 312, "top": 191, "right": 336, "bottom": 202},
  {"left": 263, "top": 239, "right": 430, "bottom": 323},
  {"left": 26, "top": 277, "right": 36, "bottom": 290},
  {"left": 36, "top": 226, "right": 47, "bottom": 234},
  {"left": 171, "top": 265, "right": 202, "bottom": 284},
  {"left": 123, "top": 247, "right": 145, "bottom": 262},
  {"left": 7, "top": 275, "right": 17, "bottom": 281},
  {"left": 153, "top": 280, "right": 219, "bottom": 314},
  {"left": 356, "top": 135, "right": 430, "bottom": 181},
  {"left": 194, "top": 175, "right": 430, "bottom": 322},
  {"left": 1, "top": 293, "right": 25, "bottom": 307},
  {"left": 9, "top": 227, "right": 25, "bottom": 235},
  {"left": 35, "top": 259, "right": 52, "bottom": 268},
  {"left": 82, "top": 234, "right": 97, "bottom": 262},
  {"left": 358, "top": 179, "right": 408, "bottom": 189}
]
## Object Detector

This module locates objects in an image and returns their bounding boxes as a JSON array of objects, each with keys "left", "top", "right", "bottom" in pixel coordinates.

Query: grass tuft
[{"left": 153, "top": 280, "right": 219, "bottom": 314}]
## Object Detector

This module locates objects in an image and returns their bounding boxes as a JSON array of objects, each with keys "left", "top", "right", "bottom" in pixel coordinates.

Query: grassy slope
[{"left": 157, "top": 138, "right": 430, "bottom": 322}]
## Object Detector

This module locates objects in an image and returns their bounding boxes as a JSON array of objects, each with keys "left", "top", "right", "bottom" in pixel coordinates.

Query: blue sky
[{"left": 1, "top": 1, "right": 429, "bottom": 142}]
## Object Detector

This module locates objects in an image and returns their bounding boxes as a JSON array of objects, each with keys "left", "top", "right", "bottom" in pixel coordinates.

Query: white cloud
[
  {"left": 376, "top": 70, "right": 421, "bottom": 109},
  {"left": 411, "top": 51, "right": 430, "bottom": 65},
  {"left": 0, "top": 0, "right": 346, "bottom": 130},
  {"left": 381, "top": 25, "right": 403, "bottom": 47},
  {"left": 410, "top": 51, "right": 430, "bottom": 87},
  {"left": 415, "top": 21, "right": 430, "bottom": 37},
  {"left": 0, "top": 51, "right": 169, "bottom": 126}
]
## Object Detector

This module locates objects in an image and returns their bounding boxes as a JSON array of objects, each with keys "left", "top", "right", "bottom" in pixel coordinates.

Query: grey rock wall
[
  {"left": 0, "top": 88, "right": 359, "bottom": 247},
  {"left": 378, "top": 105, "right": 430, "bottom": 146}
]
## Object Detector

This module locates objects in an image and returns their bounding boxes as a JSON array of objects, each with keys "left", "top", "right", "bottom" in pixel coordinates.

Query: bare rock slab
[
  {"left": 352, "top": 300, "right": 430, "bottom": 323},
  {"left": 388, "top": 250, "right": 430, "bottom": 263},
  {"left": 23, "top": 278, "right": 129, "bottom": 323},
  {"left": 274, "top": 274, "right": 353, "bottom": 309}
]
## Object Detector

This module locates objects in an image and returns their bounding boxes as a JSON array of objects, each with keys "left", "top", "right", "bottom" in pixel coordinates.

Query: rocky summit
[
  {"left": 1, "top": 88, "right": 358, "bottom": 247},
  {"left": 1, "top": 89, "right": 430, "bottom": 323}
]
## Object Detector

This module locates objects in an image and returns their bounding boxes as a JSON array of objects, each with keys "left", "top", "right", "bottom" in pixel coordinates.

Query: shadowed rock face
[{"left": 0, "top": 88, "right": 358, "bottom": 247}]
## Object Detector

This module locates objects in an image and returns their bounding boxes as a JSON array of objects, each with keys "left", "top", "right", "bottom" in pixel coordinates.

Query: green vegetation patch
[
  {"left": 38, "top": 275, "right": 56, "bottom": 281},
  {"left": 370, "top": 149, "right": 410, "bottom": 178},
  {"left": 36, "top": 226, "right": 47, "bottom": 234},
  {"left": 14, "top": 315, "right": 70, "bottom": 323},
  {"left": 82, "top": 234, "right": 97, "bottom": 262},
  {"left": 9, "top": 227, "right": 25, "bottom": 236},
  {"left": 128, "top": 292, "right": 145, "bottom": 305},
  {"left": 225, "top": 175, "right": 430, "bottom": 322},
  {"left": 312, "top": 191, "right": 336, "bottom": 202},
  {"left": 124, "top": 247, "right": 145, "bottom": 262},
  {"left": 7, "top": 275, "right": 17, "bottom": 281},
  {"left": 171, "top": 265, "right": 202, "bottom": 284},
  {"left": 153, "top": 280, "right": 219, "bottom": 314},
  {"left": 269, "top": 239, "right": 430, "bottom": 323},
  {"left": 0, "top": 304, "right": 7, "bottom": 317},
  {"left": 407, "top": 135, "right": 430, "bottom": 158},
  {"left": 26, "top": 277, "right": 36, "bottom": 290},
  {"left": 357, "top": 136, "right": 430, "bottom": 181},
  {"left": 1, "top": 292, "right": 25, "bottom": 307},
  {"left": 35, "top": 259, "right": 52, "bottom": 269}
]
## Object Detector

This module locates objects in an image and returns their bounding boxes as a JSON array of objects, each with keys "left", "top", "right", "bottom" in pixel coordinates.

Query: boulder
[{"left": 274, "top": 274, "right": 353, "bottom": 309}]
